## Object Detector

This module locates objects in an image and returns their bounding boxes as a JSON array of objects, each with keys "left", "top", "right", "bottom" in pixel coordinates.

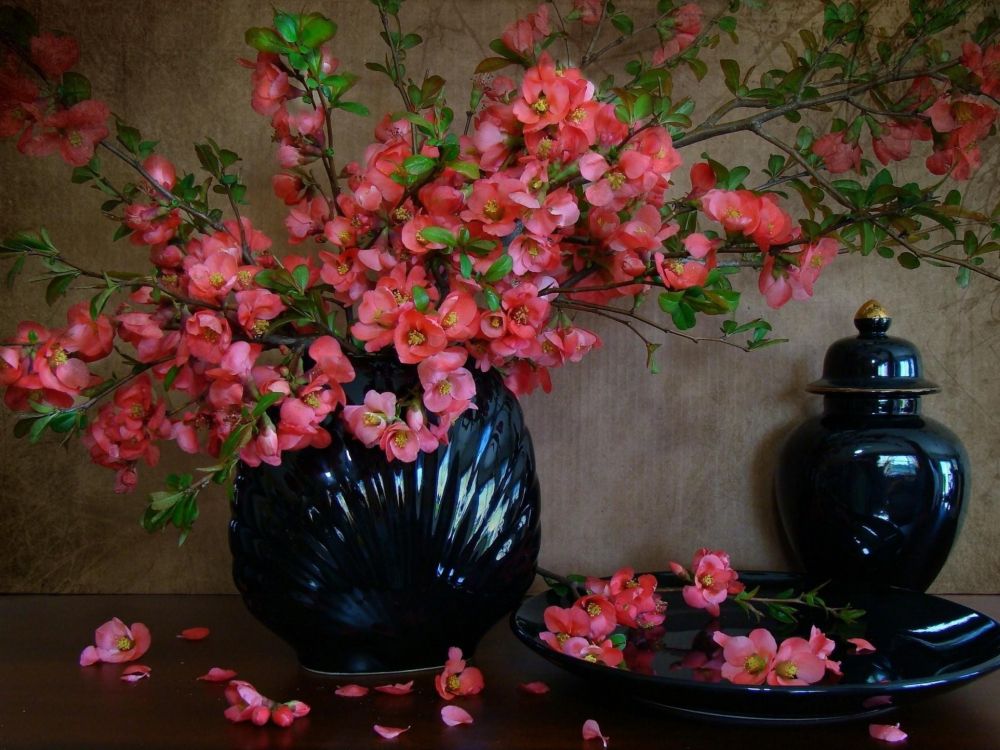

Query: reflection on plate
[{"left": 511, "top": 572, "right": 1000, "bottom": 725}]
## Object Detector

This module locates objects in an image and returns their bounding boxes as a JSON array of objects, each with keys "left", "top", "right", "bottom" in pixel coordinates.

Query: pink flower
[
  {"left": 29, "top": 32, "right": 80, "bottom": 77},
  {"left": 63, "top": 301, "right": 114, "bottom": 362},
  {"left": 681, "top": 549, "right": 741, "bottom": 616},
  {"left": 811, "top": 131, "right": 862, "bottom": 174},
  {"left": 308, "top": 336, "right": 356, "bottom": 384},
  {"left": 435, "top": 646, "right": 485, "bottom": 700},
  {"left": 182, "top": 311, "right": 232, "bottom": 364},
  {"left": 198, "top": 667, "right": 238, "bottom": 682},
  {"left": 573, "top": 0, "right": 603, "bottom": 26},
  {"left": 342, "top": 390, "right": 397, "bottom": 447},
  {"left": 418, "top": 349, "right": 476, "bottom": 416},
  {"left": 437, "top": 291, "right": 479, "bottom": 341},
  {"left": 246, "top": 53, "right": 290, "bottom": 116},
  {"left": 378, "top": 407, "right": 438, "bottom": 462},
  {"left": 235, "top": 289, "right": 286, "bottom": 337},
  {"left": 177, "top": 626, "right": 210, "bottom": 641},
  {"left": 223, "top": 680, "right": 272, "bottom": 723},
  {"left": 393, "top": 309, "right": 447, "bottom": 364},
  {"left": 373, "top": 725, "right": 410, "bottom": 739},
  {"left": 713, "top": 628, "right": 777, "bottom": 685},
  {"left": 501, "top": 4, "right": 551, "bottom": 57},
  {"left": 79, "top": 617, "right": 152, "bottom": 666},
  {"left": 18, "top": 99, "right": 110, "bottom": 167},
  {"left": 962, "top": 41, "right": 1000, "bottom": 98},
  {"left": 701, "top": 189, "right": 761, "bottom": 234},
  {"left": 654, "top": 253, "right": 710, "bottom": 290},
  {"left": 441, "top": 705, "right": 474, "bottom": 726},
  {"left": 335, "top": 684, "right": 369, "bottom": 697},
  {"left": 120, "top": 664, "right": 151, "bottom": 683},
  {"left": 582, "top": 718, "right": 609, "bottom": 747},
  {"left": 869, "top": 724, "right": 908, "bottom": 743},
  {"left": 573, "top": 595, "right": 618, "bottom": 641},
  {"left": 767, "top": 636, "right": 826, "bottom": 686},
  {"left": 539, "top": 604, "right": 591, "bottom": 653}
]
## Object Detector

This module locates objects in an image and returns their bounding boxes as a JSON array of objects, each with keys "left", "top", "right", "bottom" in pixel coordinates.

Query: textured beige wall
[{"left": 0, "top": 0, "right": 997, "bottom": 593}]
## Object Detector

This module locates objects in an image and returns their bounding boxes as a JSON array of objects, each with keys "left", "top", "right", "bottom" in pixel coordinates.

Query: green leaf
[
  {"left": 484, "top": 254, "right": 513, "bottom": 282},
  {"left": 291, "top": 263, "right": 310, "bottom": 291},
  {"left": 671, "top": 302, "right": 696, "bottom": 330},
  {"left": 897, "top": 252, "right": 921, "bottom": 269},
  {"left": 484, "top": 288, "right": 501, "bottom": 311},
  {"left": 475, "top": 56, "right": 514, "bottom": 73},
  {"left": 116, "top": 122, "right": 141, "bottom": 154},
  {"left": 245, "top": 27, "right": 289, "bottom": 53},
  {"left": 418, "top": 226, "right": 456, "bottom": 247},
  {"left": 686, "top": 57, "right": 708, "bottom": 81},
  {"left": 718, "top": 15, "right": 737, "bottom": 33},
  {"left": 163, "top": 365, "right": 181, "bottom": 391},
  {"left": 449, "top": 161, "right": 481, "bottom": 180},
  {"left": 403, "top": 154, "right": 436, "bottom": 177},
  {"left": 767, "top": 154, "right": 785, "bottom": 177},
  {"left": 28, "top": 414, "right": 54, "bottom": 443},
  {"left": 59, "top": 72, "right": 92, "bottom": 106},
  {"left": 337, "top": 100, "right": 370, "bottom": 116},
  {"left": 251, "top": 392, "right": 283, "bottom": 418},
  {"left": 300, "top": 14, "right": 337, "bottom": 48},
  {"left": 273, "top": 12, "right": 298, "bottom": 43},
  {"left": 720, "top": 59, "right": 740, "bottom": 94},
  {"left": 412, "top": 284, "right": 430, "bottom": 313},
  {"left": 5, "top": 254, "right": 26, "bottom": 289},
  {"left": 195, "top": 143, "right": 220, "bottom": 177},
  {"left": 45, "top": 273, "right": 77, "bottom": 305},
  {"left": 89, "top": 283, "right": 117, "bottom": 320},
  {"left": 459, "top": 254, "right": 473, "bottom": 279},
  {"left": 611, "top": 13, "right": 634, "bottom": 35}
]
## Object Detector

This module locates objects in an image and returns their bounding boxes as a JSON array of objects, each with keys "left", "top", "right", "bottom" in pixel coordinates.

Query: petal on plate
[
  {"left": 848, "top": 637, "right": 877, "bottom": 654},
  {"left": 335, "top": 683, "right": 370, "bottom": 697},
  {"left": 373, "top": 724, "right": 410, "bottom": 739},
  {"left": 197, "top": 667, "right": 238, "bottom": 682},
  {"left": 441, "top": 705, "right": 474, "bottom": 726},
  {"left": 178, "top": 627, "right": 211, "bottom": 641},
  {"left": 518, "top": 681, "right": 550, "bottom": 694}
]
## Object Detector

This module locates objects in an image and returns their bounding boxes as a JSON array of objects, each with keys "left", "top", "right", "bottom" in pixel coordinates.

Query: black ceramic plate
[{"left": 511, "top": 572, "right": 1000, "bottom": 725}]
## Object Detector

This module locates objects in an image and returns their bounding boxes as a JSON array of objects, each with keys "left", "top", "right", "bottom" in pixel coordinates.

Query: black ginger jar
[
  {"left": 229, "top": 356, "right": 541, "bottom": 673},
  {"left": 775, "top": 300, "right": 969, "bottom": 592}
]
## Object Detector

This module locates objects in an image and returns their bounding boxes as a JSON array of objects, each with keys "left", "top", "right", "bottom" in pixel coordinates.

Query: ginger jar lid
[{"left": 806, "top": 300, "right": 940, "bottom": 395}]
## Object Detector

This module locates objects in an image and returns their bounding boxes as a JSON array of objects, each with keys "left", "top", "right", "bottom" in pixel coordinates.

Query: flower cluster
[
  {"left": 224, "top": 680, "right": 311, "bottom": 727},
  {"left": 1, "top": 2, "right": 998, "bottom": 536},
  {"left": 713, "top": 626, "right": 842, "bottom": 686},
  {"left": 669, "top": 547, "right": 744, "bottom": 617}
]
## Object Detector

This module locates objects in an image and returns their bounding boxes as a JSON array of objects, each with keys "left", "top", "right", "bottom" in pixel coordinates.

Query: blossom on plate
[
  {"left": 79, "top": 617, "right": 152, "bottom": 666},
  {"left": 713, "top": 628, "right": 776, "bottom": 685},
  {"left": 767, "top": 636, "right": 826, "bottom": 686},
  {"left": 435, "top": 646, "right": 485, "bottom": 700},
  {"left": 681, "top": 548, "right": 742, "bottom": 617}
]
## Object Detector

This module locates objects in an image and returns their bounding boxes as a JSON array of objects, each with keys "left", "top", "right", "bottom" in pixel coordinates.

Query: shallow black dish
[{"left": 511, "top": 572, "right": 1000, "bottom": 725}]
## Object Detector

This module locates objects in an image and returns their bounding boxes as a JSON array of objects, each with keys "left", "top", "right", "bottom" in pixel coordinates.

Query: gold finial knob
[{"left": 855, "top": 299, "right": 889, "bottom": 320}]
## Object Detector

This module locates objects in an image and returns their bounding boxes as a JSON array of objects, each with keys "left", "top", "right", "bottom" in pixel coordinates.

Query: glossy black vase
[
  {"left": 776, "top": 301, "right": 969, "bottom": 592},
  {"left": 229, "top": 358, "right": 541, "bottom": 673}
]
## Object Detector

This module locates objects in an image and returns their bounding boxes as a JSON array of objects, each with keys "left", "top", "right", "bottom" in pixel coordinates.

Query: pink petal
[
  {"left": 79, "top": 645, "right": 101, "bottom": 667},
  {"left": 178, "top": 627, "right": 210, "bottom": 641},
  {"left": 869, "top": 723, "right": 908, "bottom": 743},
  {"left": 120, "top": 664, "right": 151, "bottom": 682},
  {"left": 374, "top": 680, "right": 414, "bottom": 695},
  {"left": 373, "top": 724, "right": 410, "bottom": 739},
  {"left": 441, "top": 705, "right": 474, "bottom": 726},
  {"left": 848, "top": 637, "right": 877, "bottom": 654},
  {"left": 582, "top": 719, "right": 609, "bottom": 747},
  {"left": 197, "top": 667, "right": 238, "bottom": 682},
  {"left": 518, "top": 681, "right": 550, "bottom": 694},
  {"left": 335, "top": 684, "right": 370, "bottom": 697}
]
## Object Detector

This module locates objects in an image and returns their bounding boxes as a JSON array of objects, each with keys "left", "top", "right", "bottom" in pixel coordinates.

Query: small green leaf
[
  {"left": 484, "top": 288, "right": 501, "bottom": 311},
  {"left": 412, "top": 284, "right": 430, "bottom": 313},
  {"left": 475, "top": 56, "right": 513, "bottom": 73},
  {"left": 45, "top": 273, "right": 77, "bottom": 305},
  {"left": 273, "top": 12, "right": 298, "bottom": 43},
  {"left": 163, "top": 365, "right": 181, "bottom": 392},
  {"left": 459, "top": 254, "right": 473, "bottom": 279},
  {"left": 403, "top": 154, "right": 436, "bottom": 177},
  {"left": 484, "top": 254, "right": 513, "bottom": 282},
  {"left": 449, "top": 161, "right": 481, "bottom": 180},
  {"left": 611, "top": 13, "right": 634, "bottom": 35},
  {"left": 245, "top": 27, "right": 289, "bottom": 53},
  {"left": 337, "top": 101, "right": 370, "bottom": 116},
  {"left": 300, "top": 14, "right": 337, "bottom": 48},
  {"left": 897, "top": 252, "right": 921, "bottom": 269},
  {"left": 720, "top": 59, "right": 740, "bottom": 94},
  {"left": 291, "top": 263, "right": 310, "bottom": 291},
  {"left": 417, "top": 226, "right": 456, "bottom": 247},
  {"left": 251, "top": 392, "right": 283, "bottom": 418},
  {"left": 59, "top": 72, "right": 91, "bottom": 106}
]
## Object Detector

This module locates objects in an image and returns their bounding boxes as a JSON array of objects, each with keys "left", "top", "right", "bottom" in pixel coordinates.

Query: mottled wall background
[{"left": 0, "top": 0, "right": 997, "bottom": 594}]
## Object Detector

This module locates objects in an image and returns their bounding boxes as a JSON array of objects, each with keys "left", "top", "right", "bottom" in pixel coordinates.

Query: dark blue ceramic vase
[
  {"left": 229, "top": 356, "right": 541, "bottom": 673},
  {"left": 776, "top": 301, "right": 969, "bottom": 592}
]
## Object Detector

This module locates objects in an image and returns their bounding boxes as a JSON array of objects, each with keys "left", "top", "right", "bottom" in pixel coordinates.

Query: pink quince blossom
[
  {"left": 79, "top": 617, "right": 151, "bottom": 666},
  {"left": 435, "top": 646, "right": 485, "bottom": 700},
  {"left": 418, "top": 349, "right": 476, "bottom": 416},
  {"left": 342, "top": 390, "right": 397, "bottom": 447},
  {"left": 811, "top": 131, "right": 862, "bottom": 174},
  {"left": 18, "top": 99, "right": 110, "bottom": 167},
  {"left": 713, "top": 628, "right": 777, "bottom": 685},
  {"left": 29, "top": 32, "right": 80, "bottom": 77},
  {"left": 767, "top": 636, "right": 826, "bottom": 686}
]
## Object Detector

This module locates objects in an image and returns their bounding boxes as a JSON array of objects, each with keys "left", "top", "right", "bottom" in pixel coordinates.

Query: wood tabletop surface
[{"left": 1, "top": 593, "right": 998, "bottom": 749}]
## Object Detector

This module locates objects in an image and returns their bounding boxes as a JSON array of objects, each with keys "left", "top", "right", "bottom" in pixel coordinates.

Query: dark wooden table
[{"left": 1, "top": 594, "right": 998, "bottom": 749}]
